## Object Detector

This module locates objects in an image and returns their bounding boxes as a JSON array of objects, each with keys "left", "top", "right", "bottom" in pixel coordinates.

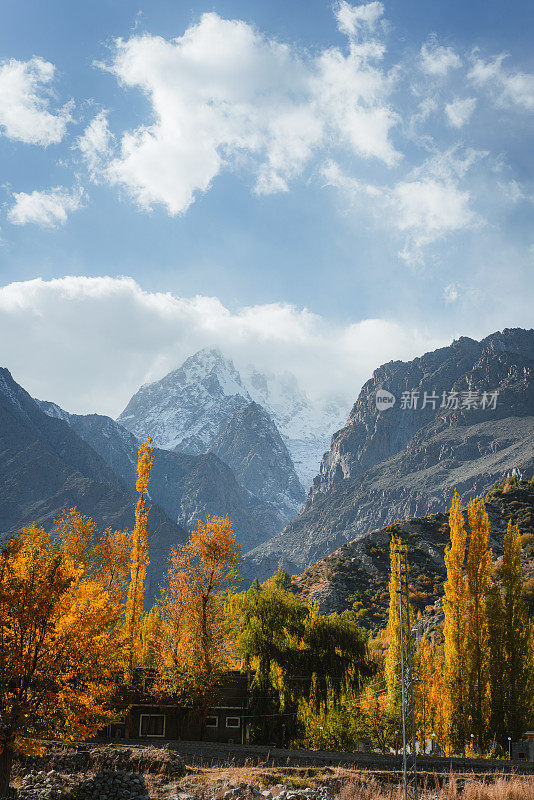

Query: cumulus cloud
[
  {"left": 445, "top": 96, "right": 477, "bottom": 128},
  {"left": 0, "top": 57, "right": 73, "bottom": 145},
  {"left": 420, "top": 36, "right": 461, "bottom": 76},
  {"left": 0, "top": 275, "right": 443, "bottom": 416},
  {"left": 468, "top": 52, "right": 534, "bottom": 111},
  {"left": 8, "top": 186, "right": 84, "bottom": 228},
  {"left": 90, "top": 9, "right": 398, "bottom": 215}
]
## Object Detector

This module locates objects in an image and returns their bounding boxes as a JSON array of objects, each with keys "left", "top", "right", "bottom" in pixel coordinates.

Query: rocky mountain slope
[
  {"left": 0, "top": 369, "right": 186, "bottom": 597},
  {"left": 210, "top": 402, "right": 305, "bottom": 523},
  {"left": 290, "top": 480, "right": 534, "bottom": 630},
  {"left": 37, "top": 402, "right": 284, "bottom": 553},
  {"left": 117, "top": 348, "right": 347, "bottom": 488},
  {"left": 243, "top": 328, "right": 534, "bottom": 583}
]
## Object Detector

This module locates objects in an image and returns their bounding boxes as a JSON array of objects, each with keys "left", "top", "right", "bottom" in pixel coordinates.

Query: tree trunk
[{"left": 0, "top": 744, "right": 13, "bottom": 797}]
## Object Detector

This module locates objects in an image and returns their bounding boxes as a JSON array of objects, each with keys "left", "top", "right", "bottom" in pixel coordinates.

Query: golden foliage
[
  {"left": 465, "top": 497, "right": 492, "bottom": 749},
  {"left": 0, "top": 522, "right": 124, "bottom": 786},
  {"left": 157, "top": 516, "right": 240, "bottom": 710},
  {"left": 125, "top": 436, "right": 154, "bottom": 680},
  {"left": 443, "top": 491, "right": 469, "bottom": 750}
]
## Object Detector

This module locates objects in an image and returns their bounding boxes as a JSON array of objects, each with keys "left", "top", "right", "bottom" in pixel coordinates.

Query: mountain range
[
  {"left": 35, "top": 400, "right": 293, "bottom": 554},
  {"left": 0, "top": 368, "right": 186, "bottom": 597},
  {"left": 1, "top": 328, "right": 533, "bottom": 600}
]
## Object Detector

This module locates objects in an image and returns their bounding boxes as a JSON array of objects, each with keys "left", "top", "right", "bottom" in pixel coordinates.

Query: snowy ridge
[{"left": 118, "top": 348, "right": 349, "bottom": 488}]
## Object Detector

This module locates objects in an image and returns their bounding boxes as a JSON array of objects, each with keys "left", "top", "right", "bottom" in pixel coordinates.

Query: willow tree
[
  {"left": 125, "top": 436, "right": 154, "bottom": 681},
  {"left": 466, "top": 497, "right": 492, "bottom": 750},
  {"left": 443, "top": 492, "right": 468, "bottom": 751}
]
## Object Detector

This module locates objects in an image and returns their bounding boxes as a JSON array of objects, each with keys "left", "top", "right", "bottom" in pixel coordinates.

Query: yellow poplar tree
[
  {"left": 489, "top": 520, "right": 534, "bottom": 745},
  {"left": 384, "top": 535, "right": 413, "bottom": 721},
  {"left": 385, "top": 534, "right": 402, "bottom": 715},
  {"left": 466, "top": 497, "right": 492, "bottom": 751},
  {"left": 139, "top": 606, "right": 162, "bottom": 669},
  {"left": 443, "top": 491, "right": 468, "bottom": 751},
  {"left": 125, "top": 436, "right": 154, "bottom": 681},
  {"left": 414, "top": 635, "right": 433, "bottom": 751},
  {"left": 430, "top": 651, "right": 451, "bottom": 754}
]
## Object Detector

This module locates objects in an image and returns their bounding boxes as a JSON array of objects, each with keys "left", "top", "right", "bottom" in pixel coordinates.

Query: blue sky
[{"left": 0, "top": 0, "right": 532, "bottom": 415}]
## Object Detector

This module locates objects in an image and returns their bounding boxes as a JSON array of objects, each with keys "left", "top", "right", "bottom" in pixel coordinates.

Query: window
[
  {"left": 206, "top": 716, "right": 218, "bottom": 728},
  {"left": 139, "top": 714, "right": 165, "bottom": 737},
  {"left": 226, "top": 716, "right": 240, "bottom": 728}
]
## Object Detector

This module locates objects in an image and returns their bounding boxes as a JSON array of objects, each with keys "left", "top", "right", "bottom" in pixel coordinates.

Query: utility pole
[{"left": 396, "top": 545, "right": 418, "bottom": 800}]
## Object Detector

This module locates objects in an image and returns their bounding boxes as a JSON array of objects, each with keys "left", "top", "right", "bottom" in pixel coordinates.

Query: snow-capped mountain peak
[{"left": 118, "top": 349, "right": 349, "bottom": 488}]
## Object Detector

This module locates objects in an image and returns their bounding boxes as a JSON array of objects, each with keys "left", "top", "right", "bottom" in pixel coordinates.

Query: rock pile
[
  {"left": 18, "top": 770, "right": 63, "bottom": 800},
  {"left": 217, "top": 784, "right": 330, "bottom": 800},
  {"left": 73, "top": 770, "right": 149, "bottom": 800}
]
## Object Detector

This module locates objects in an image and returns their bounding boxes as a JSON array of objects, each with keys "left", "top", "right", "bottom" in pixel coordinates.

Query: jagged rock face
[
  {"left": 0, "top": 369, "right": 186, "bottom": 599},
  {"left": 35, "top": 405, "right": 284, "bottom": 554},
  {"left": 210, "top": 402, "right": 306, "bottom": 523},
  {"left": 118, "top": 348, "right": 249, "bottom": 454},
  {"left": 117, "top": 347, "right": 348, "bottom": 489},
  {"left": 242, "top": 328, "right": 534, "bottom": 583}
]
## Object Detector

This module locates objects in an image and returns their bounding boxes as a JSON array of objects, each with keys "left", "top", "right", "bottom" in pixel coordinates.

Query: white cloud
[
  {"left": 0, "top": 275, "right": 443, "bottom": 416},
  {"left": 7, "top": 187, "right": 84, "bottom": 228},
  {"left": 420, "top": 36, "right": 461, "bottom": 76},
  {"left": 76, "top": 110, "right": 114, "bottom": 179},
  {"left": 0, "top": 57, "right": 72, "bottom": 145},
  {"left": 468, "top": 53, "right": 534, "bottom": 111},
  {"left": 322, "top": 149, "right": 482, "bottom": 266},
  {"left": 444, "top": 284, "right": 459, "bottom": 303},
  {"left": 393, "top": 178, "right": 476, "bottom": 254},
  {"left": 445, "top": 96, "right": 477, "bottom": 128},
  {"left": 94, "top": 9, "right": 398, "bottom": 215},
  {"left": 334, "top": 1, "right": 384, "bottom": 37}
]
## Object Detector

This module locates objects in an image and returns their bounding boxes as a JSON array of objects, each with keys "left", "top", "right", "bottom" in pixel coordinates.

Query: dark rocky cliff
[
  {"left": 210, "top": 401, "right": 305, "bottom": 526},
  {"left": 243, "top": 328, "right": 534, "bottom": 582}
]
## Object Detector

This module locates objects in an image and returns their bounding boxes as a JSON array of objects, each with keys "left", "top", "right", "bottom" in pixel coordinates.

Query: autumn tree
[
  {"left": 0, "top": 524, "right": 123, "bottom": 794},
  {"left": 488, "top": 520, "right": 534, "bottom": 746},
  {"left": 157, "top": 516, "right": 240, "bottom": 724},
  {"left": 384, "top": 535, "right": 413, "bottom": 722},
  {"left": 125, "top": 436, "right": 154, "bottom": 680},
  {"left": 430, "top": 650, "right": 451, "bottom": 754},
  {"left": 443, "top": 491, "right": 469, "bottom": 751},
  {"left": 465, "top": 498, "right": 492, "bottom": 750},
  {"left": 414, "top": 635, "right": 433, "bottom": 751},
  {"left": 139, "top": 606, "right": 162, "bottom": 669},
  {"left": 55, "top": 509, "right": 131, "bottom": 603}
]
